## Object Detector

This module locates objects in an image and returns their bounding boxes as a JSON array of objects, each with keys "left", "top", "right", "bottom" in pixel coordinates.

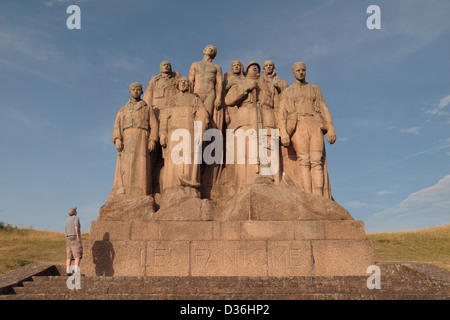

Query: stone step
[
  {"left": 1, "top": 292, "right": 448, "bottom": 301},
  {"left": 13, "top": 276, "right": 447, "bottom": 296}
]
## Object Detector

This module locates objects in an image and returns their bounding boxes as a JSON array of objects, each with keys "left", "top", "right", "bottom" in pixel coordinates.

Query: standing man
[
  {"left": 189, "top": 44, "right": 223, "bottom": 126},
  {"left": 189, "top": 45, "right": 223, "bottom": 196},
  {"left": 143, "top": 61, "right": 181, "bottom": 193},
  {"left": 159, "top": 77, "right": 209, "bottom": 195},
  {"left": 278, "top": 62, "right": 336, "bottom": 199},
  {"left": 107, "top": 82, "right": 158, "bottom": 203},
  {"left": 65, "top": 206, "right": 82, "bottom": 275}
]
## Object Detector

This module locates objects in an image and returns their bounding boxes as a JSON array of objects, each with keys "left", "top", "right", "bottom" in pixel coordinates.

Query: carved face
[
  {"left": 160, "top": 61, "right": 172, "bottom": 73},
  {"left": 292, "top": 63, "right": 306, "bottom": 81},
  {"left": 177, "top": 78, "right": 190, "bottom": 92},
  {"left": 231, "top": 61, "right": 242, "bottom": 74},
  {"left": 129, "top": 84, "right": 143, "bottom": 99},
  {"left": 203, "top": 45, "right": 217, "bottom": 59},
  {"left": 247, "top": 64, "right": 260, "bottom": 77},
  {"left": 263, "top": 61, "right": 275, "bottom": 75}
]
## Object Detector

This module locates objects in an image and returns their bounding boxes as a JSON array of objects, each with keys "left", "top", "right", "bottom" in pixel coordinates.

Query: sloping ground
[{"left": 0, "top": 262, "right": 448, "bottom": 300}]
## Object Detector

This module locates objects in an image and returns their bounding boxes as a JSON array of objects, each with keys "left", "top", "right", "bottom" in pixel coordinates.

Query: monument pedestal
[{"left": 83, "top": 185, "right": 374, "bottom": 277}]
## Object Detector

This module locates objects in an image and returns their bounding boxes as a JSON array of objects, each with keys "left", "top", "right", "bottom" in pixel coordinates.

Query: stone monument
[{"left": 83, "top": 47, "right": 374, "bottom": 277}]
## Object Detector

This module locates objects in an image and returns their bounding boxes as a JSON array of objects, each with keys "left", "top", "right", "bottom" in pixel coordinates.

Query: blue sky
[{"left": 0, "top": 0, "right": 449, "bottom": 233}]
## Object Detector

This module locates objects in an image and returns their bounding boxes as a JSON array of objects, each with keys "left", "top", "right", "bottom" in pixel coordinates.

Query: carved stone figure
[
  {"left": 143, "top": 61, "right": 181, "bottom": 120},
  {"left": 262, "top": 60, "right": 288, "bottom": 94},
  {"left": 225, "top": 61, "right": 279, "bottom": 191},
  {"left": 143, "top": 61, "right": 181, "bottom": 193},
  {"left": 278, "top": 62, "right": 336, "bottom": 198},
  {"left": 189, "top": 45, "right": 223, "bottom": 129},
  {"left": 159, "top": 77, "right": 209, "bottom": 196},
  {"left": 107, "top": 82, "right": 158, "bottom": 202},
  {"left": 223, "top": 60, "right": 245, "bottom": 92}
]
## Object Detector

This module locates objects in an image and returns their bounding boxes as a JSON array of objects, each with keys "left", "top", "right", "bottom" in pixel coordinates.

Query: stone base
[
  {"left": 82, "top": 219, "right": 374, "bottom": 277},
  {"left": 85, "top": 185, "right": 375, "bottom": 277}
]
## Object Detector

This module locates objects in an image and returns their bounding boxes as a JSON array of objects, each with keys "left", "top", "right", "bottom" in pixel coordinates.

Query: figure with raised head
[
  {"left": 159, "top": 77, "right": 209, "bottom": 196},
  {"left": 262, "top": 60, "right": 288, "bottom": 94},
  {"left": 107, "top": 82, "right": 158, "bottom": 202},
  {"left": 189, "top": 45, "right": 223, "bottom": 128},
  {"left": 278, "top": 62, "right": 336, "bottom": 198}
]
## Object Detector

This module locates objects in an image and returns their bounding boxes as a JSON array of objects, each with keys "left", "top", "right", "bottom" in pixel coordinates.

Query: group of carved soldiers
[{"left": 107, "top": 45, "right": 337, "bottom": 204}]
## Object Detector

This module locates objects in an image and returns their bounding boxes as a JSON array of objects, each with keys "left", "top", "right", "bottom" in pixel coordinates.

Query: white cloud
[
  {"left": 346, "top": 201, "right": 367, "bottom": 208},
  {"left": 377, "top": 190, "right": 395, "bottom": 196},
  {"left": 427, "top": 94, "right": 450, "bottom": 116},
  {"left": 400, "top": 127, "right": 420, "bottom": 135},
  {"left": 373, "top": 175, "right": 450, "bottom": 218}
]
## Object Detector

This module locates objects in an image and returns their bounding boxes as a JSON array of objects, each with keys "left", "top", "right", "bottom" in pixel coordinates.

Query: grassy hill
[
  {"left": 0, "top": 224, "right": 89, "bottom": 275},
  {"left": 0, "top": 224, "right": 449, "bottom": 275},
  {"left": 367, "top": 225, "right": 450, "bottom": 271}
]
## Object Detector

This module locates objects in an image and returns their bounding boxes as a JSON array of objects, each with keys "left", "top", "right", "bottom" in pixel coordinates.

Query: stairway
[{"left": 1, "top": 263, "right": 448, "bottom": 300}]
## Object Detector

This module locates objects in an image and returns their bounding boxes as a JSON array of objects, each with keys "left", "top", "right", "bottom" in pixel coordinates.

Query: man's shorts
[{"left": 66, "top": 236, "right": 83, "bottom": 260}]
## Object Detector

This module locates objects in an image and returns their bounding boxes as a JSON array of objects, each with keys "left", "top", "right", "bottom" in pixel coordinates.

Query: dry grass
[
  {"left": 0, "top": 226, "right": 89, "bottom": 275},
  {"left": 367, "top": 225, "right": 450, "bottom": 271}
]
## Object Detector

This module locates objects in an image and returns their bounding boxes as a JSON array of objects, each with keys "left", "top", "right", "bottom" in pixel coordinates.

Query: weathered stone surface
[
  {"left": 145, "top": 241, "right": 190, "bottom": 276},
  {"left": 268, "top": 241, "right": 313, "bottom": 276},
  {"left": 311, "top": 240, "right": 375, "bottom": 276},
  {"left": 218, "top": 184, "right": 353, "bottom": 221},
  {"left": 98, "top": 196, "right": 155, "bottom": 221}
]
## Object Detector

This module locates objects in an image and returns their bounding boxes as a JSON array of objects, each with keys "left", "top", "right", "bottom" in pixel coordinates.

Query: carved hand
[
  {"left": 160, "top": 135, "right": 168, "bottom": 148},
  {"left": 148, "top": 140, "right": 157, "bottom": 152},
  {"left": 281, "top": 134, "right": 290, "bottom": 147},
  {"left": 327, "top": 128, "right": 336, "bottom": 144},
  {"left": 214, "top": 98, "right": 222, "bottom": 110},
  {"left": 115, "top": 139, "right": 123, "bottom": 152}
]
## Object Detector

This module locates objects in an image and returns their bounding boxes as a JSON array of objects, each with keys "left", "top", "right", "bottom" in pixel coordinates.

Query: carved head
[
  {"left": 292, "top": 62, "right": 306, "bottom": 81},
  {"left": 160, "top": 61, "right": 172, "bottom": 73},
  {"left": 231, "top": 60, "right": 244, "bottom": 76},
  {"left": 176, "top": 77, "right": 190, "bottom": 93},
  {"left": 203, "top": 45, "right": 217, "bottom": 59},
  {"left": 263, "top": 60, "right": 276, "bottom": 76},
  {"left": 129, "top": 82, "right": 143, "bottom": 99},
  {"left": 246, "top": 61, "right": 260, "bottom": 79}
]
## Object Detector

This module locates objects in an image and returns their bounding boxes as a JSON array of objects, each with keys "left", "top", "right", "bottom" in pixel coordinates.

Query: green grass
[
  {"left": 367, "top": 225, "right": 450, "bottom": 271},
  {"left": 0, "top": 225, "right": 89, "bottom": 275}
]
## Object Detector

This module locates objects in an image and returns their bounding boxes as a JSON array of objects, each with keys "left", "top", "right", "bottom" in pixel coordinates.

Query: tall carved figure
[
  {"left": 189, "top": 45, "right": 223, "bottom": 196},
  {"left": 159, "top": 77, "right": 209, "bottom": 196},
  {"left": 107, "top": 82, "right": 158, "bottom": 201},
  {"left": 189, "top": 45, "right": 223, "bottom": 127},
  {"left": 143, "top": 61, "right": 181, "bottom": 192},
  {"left": 225, "top": 61, "right": 280, "bottom": 192},
  {"left": 278, "top": 62, "right": 336, "bottom": 198}
]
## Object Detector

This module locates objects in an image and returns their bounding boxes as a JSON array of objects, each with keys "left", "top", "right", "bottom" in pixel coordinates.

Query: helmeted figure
[
  {"left": 278, "top": 62, "right": 336, "bottom": 199},
  {"left": 225, "top": 61, "right": 280, "bottom": 191}
]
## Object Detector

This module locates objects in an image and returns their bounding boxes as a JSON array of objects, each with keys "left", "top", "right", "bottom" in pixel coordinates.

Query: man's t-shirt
[{"left": 65, "top": 216, "right": 80, "bottom": 237}]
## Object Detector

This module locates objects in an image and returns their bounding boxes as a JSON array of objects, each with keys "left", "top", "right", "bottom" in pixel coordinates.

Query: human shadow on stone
[{"left": 91, "top": 232, "right": 115, "bottom": 276}]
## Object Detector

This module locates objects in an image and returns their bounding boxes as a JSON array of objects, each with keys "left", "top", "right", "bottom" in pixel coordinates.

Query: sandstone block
[
  {"left": 145, "top": 241, "right": 190, "bottom": 276},
  {"left": 159, "top": 221, "right": 213, "bottom": 240},
  {"left": 89, "top": 221, "right": 131, "bottom": 241},
  {"left": 324, "top": 220, "right": 366, "bottom": 240},
  {"left": 311, "top": 240, "right": 375, "bottom": 276},
  {"left": 267, "top": 241, "right": 313, "bottom": 276},
  {"left": 131, "top": 221, "right": 159, "bottom": 240},
  {"left": 190, "top": 241, "right": 268, "bottom": 276}
]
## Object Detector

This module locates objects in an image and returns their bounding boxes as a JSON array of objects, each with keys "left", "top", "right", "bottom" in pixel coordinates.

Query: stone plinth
[
  {"left": 83, "top": 185, "right": 375, "bottom": 277},
  {"left": 83, "top": 219, "right": 374, "bottom": 277}
]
